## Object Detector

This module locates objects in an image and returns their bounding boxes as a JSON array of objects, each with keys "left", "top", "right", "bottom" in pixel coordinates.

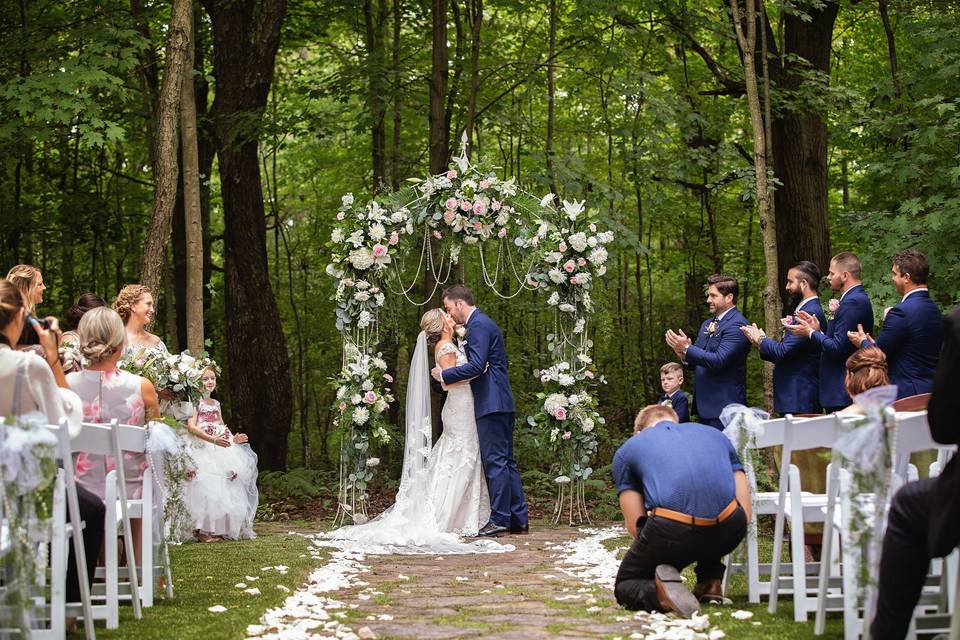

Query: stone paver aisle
[{"left": 335, "top": 526, "right": 632, "bottom": 639}]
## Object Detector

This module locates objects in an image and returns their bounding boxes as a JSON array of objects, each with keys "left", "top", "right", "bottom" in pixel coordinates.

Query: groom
[{"left": 431, "top": 284, "right": 529, "bottom": 537}]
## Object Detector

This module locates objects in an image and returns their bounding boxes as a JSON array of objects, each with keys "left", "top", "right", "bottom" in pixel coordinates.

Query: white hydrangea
[
  {"left": 368, "top": 222, "right": 386, "bottom": 241},
  {"left": 354, "top": 290, "right": 370, "bottom": 302},
  {"left": 598, "top": 230, "right": 615, "bottom": 243},
  {"left": 547, "top": 292, "right": 560, "bottom": 306},
  {"left": 587, "top": 236, "right": 598, "bottom": 248},
  {"left": 582, "top": 417, "right": 595, "bottom": 433},
  {"left": 568, "top": 232, "right": 588, "bottom": 252},
  {"left": 558, "top": 373, "right": 575, "bottom": 386},
  {"left": 357, "top": 310, "right": 372, "bottom": 328},
  {"left": 349, "top": 248, "right": 375, "bottom": 270},
  {"left": 568, "top": 394, "right": 581, "bottom": 405},
  {"left": 350, "top": 393, "right": 362, "bottom": 405},
  {"left": 342, "top": 193, "right": 354, "bottom": 207},
  {"left": 558, "top": 303, "right": 575, "bottom": 313},
  {"left": 352, "top": 407, "right": 369, "bottom": 425},
  {"left": 361, "top": 380, "right": 374, "bottom": 391},
  {"left": 374, "top": 293, "right": 385, "bottom": 306},
  {"left": 543, "top": 393, "right": 569, "bottom": 416},
  {"left": 331, "top": 228, "right": 344, "bottom": 243},
  {"left": 589, "top": 247, "right": 608, "bottom": 265}
]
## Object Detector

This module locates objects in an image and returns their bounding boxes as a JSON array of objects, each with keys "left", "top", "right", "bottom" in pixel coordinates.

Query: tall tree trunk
[
  {"left": 731, "top": 0, "right": 779, "bottom": 410},
  {"left": 140, "top": 0, "right": 193, "bottom": 294},
  {"left": 181, "top": 4, "right": 204, "bottom": 354},
  {"left": 429, "top": 0, "right": 449, "bottom": 174},
  {"left": 463, "top": 0, "right": 483, "bottom": 155},
  {"left": 877, "top": 0, "right": 902, "bottom": 101},
  {"left": 205, "top": 0, "right": 290, "bottom": 471},
  {"left": 545, "top": 0, "right": 558, "bottom": 194},
  {"left": 364, "top": 0, "right": 388, "bottom": 191},
  {"left": 390, "top": 0, "right": 402, "bottom": 189}
]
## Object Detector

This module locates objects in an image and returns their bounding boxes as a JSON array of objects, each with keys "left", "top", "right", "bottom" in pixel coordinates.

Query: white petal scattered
[
  {"left": 731, "top": 610, "right": 754, "bottom": 620},
  {"left": 710, "top": 630, "right": 727, "bottom": 639},
  {"left": 752, "top": 621, "right": 763, "bottom": 626},
  {"left": 245, "top": 575, "right": 260, "bottom": 581},
  {"left": 243, "top": 588, "right": 261, "bottom": 596},
  {"left": 377, "top": 614, "right": 393, "bottom": 621},
  {"left": 357, "top": 626, "right": 377, "bottom": 639},
  {"left": 397, "top": 574, "right": 409, "bottom": 581},
  {"left": 586, "top": 606, "right": 601, "bottom": 613},
  {"left": 276, "top": 585, "right": 290, "bottom": 593},
  {"left": 235, "top": 582, "right": 247, "bottom": 589},
  {"left": 207, "top": 605, "right": 227, "bottom": 613},
  {"left": 455, "top": 576, "right": 469, "bottom": 582},
  {"left": 481, "top": 589, "right": 491, "bottom": 594},
  {"left": 357, "top": 593, "right": 371, "bottom": 600}
]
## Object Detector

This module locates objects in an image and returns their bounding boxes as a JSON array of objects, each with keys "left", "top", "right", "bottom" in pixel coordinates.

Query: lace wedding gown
[{"left": 326, "top": 335, "right": 510, "bottom": 555}]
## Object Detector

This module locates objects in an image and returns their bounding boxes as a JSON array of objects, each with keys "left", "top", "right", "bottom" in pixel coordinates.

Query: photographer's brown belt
[{"left": 647, "top": 499, "right": 738, "bottom": 527}]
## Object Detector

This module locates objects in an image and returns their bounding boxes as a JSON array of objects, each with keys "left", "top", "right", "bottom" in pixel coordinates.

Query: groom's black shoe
[
  {"left": 477, "top": 521, "right": 509, "bottom": 537},
  {"left": 510, "top": 524, "right": 529, "bottom": 535}
]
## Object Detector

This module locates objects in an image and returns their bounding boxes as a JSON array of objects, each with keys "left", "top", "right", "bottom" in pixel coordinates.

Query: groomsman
[
  {"left": 741, "top": 262, "right": 826, "bottom": 415},
  {"left": 848, "top": 250, "right": 943, "bottom": 398},
  {"left": 785, "top": 251, "right": 874, "bottom": 412},
  {"left": 665, "top": 275, "right": 751, "bottom": 430}
]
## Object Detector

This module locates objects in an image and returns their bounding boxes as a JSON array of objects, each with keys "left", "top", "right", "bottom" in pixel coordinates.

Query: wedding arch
[{"left": 325, "top": 136, "right": 613, "bottom": 526}]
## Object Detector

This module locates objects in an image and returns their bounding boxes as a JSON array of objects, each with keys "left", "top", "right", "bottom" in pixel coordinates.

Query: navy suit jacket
[
  {"left": 863, "top": 289, "right": 943, "bottom": 398},
  {"left": 810, "top": 284, "right": 874, "bottom": 409},
  {"left": 759, "top": 297, "right": 825, "bottom": 414},
  {"left": 441, "top": 309, "right": 515, "bottom": 417},
  {"left": 684, "top": 307, "right": 751, "bottom": 420},
  {"left": 659, "top": 389, "right": 690, "bottom": 423},
  {"left": 928, "top": 306, "right": 960, "bottom": 555}
]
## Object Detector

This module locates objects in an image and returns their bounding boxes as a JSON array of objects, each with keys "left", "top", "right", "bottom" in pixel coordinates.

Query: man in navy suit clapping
[
  {"left": 665, "top": 275, "right": 751, "bottom": 430},
  {"left": 741, "top": 261, "right": 826, "bottom": 415},
  {"left": 848, "top": 250, "right": 943, "bottom": 398},
  {"left": 785, "top": 252, "right": 874, "bottom": 412}
]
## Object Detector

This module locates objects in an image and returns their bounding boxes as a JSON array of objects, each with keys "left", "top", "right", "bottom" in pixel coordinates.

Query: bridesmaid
[
  {"left": 68, "top": 307, "right": 160, "bottom": 562},
  {"left": 6, "top": 264, "right": 47, "bottom": 347},
  {"left": 113, "top": 284, "right": 166, "bottom": 354}
]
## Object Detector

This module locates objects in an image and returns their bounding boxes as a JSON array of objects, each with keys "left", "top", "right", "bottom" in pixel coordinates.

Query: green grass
[{"left": 81, "top": 525, "right": 321, "bottom": 640}]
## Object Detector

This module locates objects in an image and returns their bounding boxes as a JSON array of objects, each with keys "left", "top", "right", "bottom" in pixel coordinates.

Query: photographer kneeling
[{"left": 613, "top": 405, "right": 751, "bottom": 617}]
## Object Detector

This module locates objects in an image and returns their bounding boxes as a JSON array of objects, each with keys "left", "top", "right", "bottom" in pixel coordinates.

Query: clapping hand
[
  {"left": 664, "top": 329, "right": 692, "bottom": 358},
  {"left": 740, "top": 323, "right": 766, "bottom": 346},
  {"left": 847, "top": 323, "right": 872, "bottom": 348},
  {"left": 783, "top": 310, "right": 821, "bottom": 338}
]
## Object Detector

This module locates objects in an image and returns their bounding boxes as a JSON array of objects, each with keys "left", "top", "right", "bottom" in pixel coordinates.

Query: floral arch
[{"left": 325, "top": 138, "right": 613, "bottom": 526}]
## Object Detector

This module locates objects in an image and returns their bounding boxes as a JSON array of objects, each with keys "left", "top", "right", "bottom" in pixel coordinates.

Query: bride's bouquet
[{"left": 121, "top": 347, "right": 218, "bottom": 406}]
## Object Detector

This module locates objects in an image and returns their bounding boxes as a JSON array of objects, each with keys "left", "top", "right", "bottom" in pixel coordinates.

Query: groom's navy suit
[
  {"left": 683, "top": 307, "right": 751, "bottom": 430},
  {"left": 442, "top": 309, "right": 528, "bottom": 530}
]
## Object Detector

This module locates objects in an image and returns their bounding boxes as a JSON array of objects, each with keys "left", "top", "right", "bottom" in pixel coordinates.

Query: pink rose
[
  {"left": 384, "top": 373, "right": 393, "bottom": 383},
  {"left": 342, "top": 277, "right": 354, "bottom": 287},
  {"left": 446, "top": 170, "right": 457, "bottom": 179},
  {"left": 370, "top": 287, "right": 380, "bottom": 294},
  {"left": 570, "top": 275, "right": 578, "bottom": 285},
  {"left": 585, "top": 370, "right": 594, "bottom": 379},
  {"left": 443, "top": 210, "right": 456, "bottom": 223},
  {"left": 589, "top": 223, "right": 597, "bottom": 232},
  {"left": 491, "top": 200, "right": 502, "bottom": 212},
  {"left": 372, "top": 244, "right": 388, "bottom": 258},
  {"left": 388, "top": 231, "right": 399, "bottom": 245},
  {"left": 555, "top": 407, "right": 568, "bottom": 420},
  {"left": 363, "top": 391, "right": 377, "bottom": 404},
  {"left": 186, "top": 469, "right": 197, "bottom": 480},
  {"left": 460, "top": 200, "right": 473, "bottom": 212},
  {"left": 498, "top": 228, "right": 507, "bottom": 238},
  {"left": 577, "top": 257, "right": 586, "bottom": 266},
  {"left": 339, "top": 402, "right": 347, "bottom": 412},
  {"left": 563, "top": 260, "right": 576, "bottom": 273},
  {"left": 829, "top": 298, "right": 840, "bottom": 314},
  {"left": 479, "top": 180, "right": 490, "bottom": 190},
  {"left": 473, "top": 222, "right": 483, "bottom": 231},
  {"left": 445, "top": 197, "right": 457, "bottom": 210},
  {"left": 473, "top": 201, "right": 487, "bottom": 215},
  {"left": 559, "top": 242, "right": 568, "bottom": 252},
  {"left": 337, "top": 212, "right": 345, "bottom": 221},
  {"left": 562, "top": 431, "right": 572, "bottom": 440},
  {"left": 433, "top": 230, "right": 443, "bottom": 240}
]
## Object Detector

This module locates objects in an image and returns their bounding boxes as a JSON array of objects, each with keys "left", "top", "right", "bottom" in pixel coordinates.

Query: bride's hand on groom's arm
[{"left": 430, "top": 365, "right": 445, "bottom": 385}]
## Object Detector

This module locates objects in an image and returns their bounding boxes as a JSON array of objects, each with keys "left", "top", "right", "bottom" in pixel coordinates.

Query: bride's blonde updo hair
[
  {"left": 78, "top": 307, "right": 126, "bottom": 364},
  {"left": 420, "top": 308, "right": 447, "bottom": 346},
  {"left": 113, "top": 284, "right": 152, "bottom": 324}
]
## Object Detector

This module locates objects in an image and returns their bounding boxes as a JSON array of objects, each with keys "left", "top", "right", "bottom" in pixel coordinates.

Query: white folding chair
[
  {"left": 768, "top": 413, "right": 848, "bottom": 621},
  {"left": 70, "top": 420, "right": 142, "bottom": 628}
]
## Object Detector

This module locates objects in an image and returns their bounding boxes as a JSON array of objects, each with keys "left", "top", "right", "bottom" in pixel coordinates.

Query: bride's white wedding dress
[{"left": 325, "top": 333, "right": 510, "bottom": 555}]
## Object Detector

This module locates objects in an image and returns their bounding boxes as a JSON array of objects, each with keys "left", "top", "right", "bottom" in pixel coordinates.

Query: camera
[{"left": 25, "top": 313, "right": 51, "bottom": 330}]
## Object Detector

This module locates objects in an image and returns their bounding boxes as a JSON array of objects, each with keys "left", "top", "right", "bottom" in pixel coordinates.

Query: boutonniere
[
  {"left": 706, "top": 321, "right": 719, "bottom": 337},
  {"left": 827, "top": 298, "right": 840, "bottom": 320},
  {"left": 456, "top": 326, "right": 467, "bottom": 340},
  {"left": 661, "top": 398, "right": 673, "bottom": 408}
]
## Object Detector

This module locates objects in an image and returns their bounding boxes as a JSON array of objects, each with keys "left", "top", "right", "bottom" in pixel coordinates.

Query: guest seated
[
  {"left": 0, "top": 280, "right": 103, "bottom": 618},
  {"left": 613, "top": 405, "right": 750, "bottom": 617},
  {"left": 60, "top": 292, "right": 107, "bottom": 373},
  {"left": 871, "top": 306, "right": 960, "bottom": 640},
  {"left": 113, "top": 284, "right": 166, "bottom": 353},
  {"left": 6, "top": 264, "right": 47, "bottom": 347},
  {"left": 657, "top": 362, "right": 689, "bottom": 423},
  {"left": 68, "top": 307, "right": 160, "bottom": 563},
  {"left": 837, "top": 346, "right": 891, "bottom": 415}
]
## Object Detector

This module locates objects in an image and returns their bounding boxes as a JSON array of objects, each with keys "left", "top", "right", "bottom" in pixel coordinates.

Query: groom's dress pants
[{"left": 476, "top": 411, "right": 528, "bottom": 528}]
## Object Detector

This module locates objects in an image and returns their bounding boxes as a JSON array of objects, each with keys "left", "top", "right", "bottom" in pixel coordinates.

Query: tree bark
[
  {"left": 364, "top": 0, "right": 388, "bottom": 191},
  {"left": 463, "top": 0, "right": 483, "bottom": 156},
  {"left": 139, "top": 0, "right": 193, "bottom": 294},
  {"left": 730, "top": 0, "right": 779, "bottom": 410},
  {"left": 181, "top": 4, "right": 204, "bottom": 354},
  {"left": 205, "top": 0, "right": 290, "bottom": 471},
  {"left": 877, "top": 0, "right": 902, "bottom": 101},
  {"left": 545, "top": 0, "right": 558, "bottom": 194},
  {"left": 429, "top": 0, "right": 449, "bottom": 174},
  {"left": 390, "top": 0, "right": 402, "bottom": 189}
]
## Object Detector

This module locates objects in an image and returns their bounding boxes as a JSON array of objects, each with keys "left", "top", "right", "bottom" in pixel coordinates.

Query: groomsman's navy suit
[
  {"left": 758, "top": 296, "right": 826, "bottom": 414},
  {"left": 683, "top": 307, "right": 751, "bottom": 430},
  {"left": 442, "top": 309, "right": 528, "bottom": 530},
  {"left": 863, "top": 289, "right": 943, "bottom": 398},
  {"left": 810, "top": 284, "right": 874, "bottom": 411},
  {"left": 658, "top": 389, "right": 690, "bottom": 423}
]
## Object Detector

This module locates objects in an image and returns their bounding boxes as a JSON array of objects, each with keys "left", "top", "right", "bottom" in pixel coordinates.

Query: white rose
[
  {"left": 354, "top": 290, "right": 370, "bottom": 302},
  {"left": 543, "top": 393, "right": 569, "bottom": 416},
  {"left": 366, "top": 457, "right": 380, "bottom": 467},
  {"left": 587, "top": 236, "right": 598, "bottom": 248},
  {"left": 375, "top": 293, "right": 385, "bottom": 306},
  {"left": 342, "top": 193, "right": 354, "bottom": 207},
  {"left": 356, "top": 280, "right": 370, "bottom": 290},
  {"left": 547, "top": 292, "right": 560, "bottom": 306},
  {"left": 568, "top": 394, "right": 580, "bottom": 405},
  {"left": 545, "top": 251, "right": 563, "bottom": 264},
  {"left": 549, "top": 269, "right": 566, "bottom": 284},
  {"left": 350, "top": 393, "right": 362, "bottom": 405},
  {"left": 368, "top": 222, "right": 386, "bottom": 241},
  {"left": 558, "top": 373, "right": 575, "bottom": 387},
  {"left": 352, "top": 407, "right": 369, "bottom": 425},
  {"left": 331, "top": 228, "right": 344, "bottom": 243},
  {"left": 357, "top": 310, "right": 372, "bottom": 328},
  {"left": 582, "top": 418, "right": 595, "bottom": 433},
  {"left": 361, "top": 380, "right": 374, "bottom": 391},
  {"left": 568, "top": 232, "right": 588, "bottom": 253},
  {"left": 558, "top": 303, "right": 575, "bottom": 313}
]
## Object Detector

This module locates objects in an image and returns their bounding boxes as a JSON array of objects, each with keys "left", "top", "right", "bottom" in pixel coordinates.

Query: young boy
[{"left": 658, "top": 362, "right": 690, "bottom": 423}]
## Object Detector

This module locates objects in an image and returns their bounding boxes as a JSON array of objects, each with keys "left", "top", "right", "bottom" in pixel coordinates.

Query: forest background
[{"left": 2, "top": 0, "right": 958, "bottom": 507}]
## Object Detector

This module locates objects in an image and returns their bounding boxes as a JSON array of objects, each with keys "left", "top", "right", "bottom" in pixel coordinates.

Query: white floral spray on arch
[{"left": 324, "top": 135, "right": 614, "bottom": 526}]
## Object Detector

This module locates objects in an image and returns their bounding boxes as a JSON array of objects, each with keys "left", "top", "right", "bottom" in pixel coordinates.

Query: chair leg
[
  {"left": 50, "top": 474, "right": 67, "bottom": 639},
  {"left": 747, "top": 520, "right": 761, "bottom": 603},
  {"left": 104, "top": 487, "right": 119, "bottom": 629}
]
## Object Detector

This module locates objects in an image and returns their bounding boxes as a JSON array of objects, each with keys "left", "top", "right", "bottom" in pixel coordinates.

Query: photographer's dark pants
[
  {"left": 614, "top": 506, "right": 747, "bottom": 611},
  {"left": 66, "top": 485, "right": 106, "bottom": 603}
]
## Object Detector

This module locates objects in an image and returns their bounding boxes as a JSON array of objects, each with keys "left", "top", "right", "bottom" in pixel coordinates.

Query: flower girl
[{"left": 183, "top": 367, "right": 258, "bottom": 541}]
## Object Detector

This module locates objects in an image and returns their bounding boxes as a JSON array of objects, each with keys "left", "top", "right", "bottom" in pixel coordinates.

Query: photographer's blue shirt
[{"left": 612, "top": 421, "right": 743, "bottom": 518}]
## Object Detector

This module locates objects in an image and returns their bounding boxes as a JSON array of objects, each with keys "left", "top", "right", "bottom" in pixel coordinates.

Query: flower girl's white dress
[{"left": 183, "top": 398, "right": 259, "bottom": 539}]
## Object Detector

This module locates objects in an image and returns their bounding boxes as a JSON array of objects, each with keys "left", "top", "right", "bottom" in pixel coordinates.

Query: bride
[{"left": 325, "top": 309, "right": 511, "bottom": 554}]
